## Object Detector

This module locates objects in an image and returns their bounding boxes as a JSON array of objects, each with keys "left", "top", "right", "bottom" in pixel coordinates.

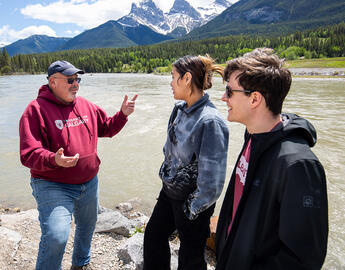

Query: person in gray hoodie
[{"left": 143, "top": 55, "right": 229, "bottom": 270}]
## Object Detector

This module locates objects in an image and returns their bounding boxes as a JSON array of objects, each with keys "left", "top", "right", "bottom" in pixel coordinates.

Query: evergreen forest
[{"left": 0, "top": 22, "right": 344, "bottom": 75}]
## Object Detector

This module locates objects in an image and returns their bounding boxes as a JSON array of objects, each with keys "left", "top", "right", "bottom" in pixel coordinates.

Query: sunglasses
[
  {"left": 52, "top": 77, "right": 81, "bottom": 84},
  {"left": 225, "top": 85, "right": 256, "bottom": 98}
]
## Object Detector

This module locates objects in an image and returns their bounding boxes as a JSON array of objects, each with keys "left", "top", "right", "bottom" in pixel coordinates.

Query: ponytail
[{"left": 198, "top": 54, "right": 224, "bottom": 90}]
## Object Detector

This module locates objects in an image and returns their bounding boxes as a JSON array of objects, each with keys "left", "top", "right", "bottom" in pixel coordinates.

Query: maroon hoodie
[{"left": 19, "top": 84, "right": 128, "bottom": 184}]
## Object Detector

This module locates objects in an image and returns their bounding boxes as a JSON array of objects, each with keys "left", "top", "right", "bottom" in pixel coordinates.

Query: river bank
[
  {"left": 1, "top": 67, "right": 345, "bottom": 78},
  {"left": 0, "top": 208, "right": 130, "bottom": 270},
  {"left": 0, "top": 201, "right": 217, "bottom": 270},
  {"left": 288, "top": 68, "right": 345, "bottom": 77}
]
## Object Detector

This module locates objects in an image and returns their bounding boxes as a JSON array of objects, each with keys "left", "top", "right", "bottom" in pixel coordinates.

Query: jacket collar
[{"left": 176, "top": 93, "right": 210, "bottom": 114}]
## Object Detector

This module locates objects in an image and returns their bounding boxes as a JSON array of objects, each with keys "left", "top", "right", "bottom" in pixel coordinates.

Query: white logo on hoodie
[
  {"left": 236, "top": 155, "right": 249, "bottom": 185},
  {"left": 55, "top": 120, "right": 64, "bottom": 130}
]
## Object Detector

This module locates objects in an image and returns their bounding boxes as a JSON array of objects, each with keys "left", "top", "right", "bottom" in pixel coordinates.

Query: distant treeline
[{"left": 1, "top": 22, "right": 344, "bottom": 75}]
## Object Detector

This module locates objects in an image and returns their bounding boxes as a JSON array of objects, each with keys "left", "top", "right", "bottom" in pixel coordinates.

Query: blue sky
[
  {"left": 0, "top": 0, "right": 174, "bottom": 46},
  {"left": 0, "top": 0, "right": 237, "bottom": 47}
]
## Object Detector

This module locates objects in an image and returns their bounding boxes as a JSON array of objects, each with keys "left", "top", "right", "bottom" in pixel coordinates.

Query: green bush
[{"left": 0, "top": 65, "right": 11, "bottom": 74}]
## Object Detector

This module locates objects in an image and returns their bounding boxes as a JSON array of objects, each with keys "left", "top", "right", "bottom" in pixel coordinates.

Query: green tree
[
  {"left": 0, "top": 48, "right": 11, "bottom": 69},
  {"left": 6, "top": 22, "right": 345, "bottom": 74}
]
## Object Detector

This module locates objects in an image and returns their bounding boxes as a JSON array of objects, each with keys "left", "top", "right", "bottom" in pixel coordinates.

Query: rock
[
  {"left": 98, "top": 205, "right": 113, "bottom": 214},
  {"left": 0, "top": 209, "right": 38, "bottom": 227},
  {"left": 129, "top": 211, "right": 143, "bottom": 218},
  {"left": 169, "top": 241, "right": 179, "bottom": 270},
  {"left": 0, "top": 226, "right": 22, "bottom": 243},
  {"left": 118, "top": 232, "right": 180, "bottom": 270},
  {"left": 0, "top": 207, "right": 21, "bottom": 214},
  {"left": 127, "top": 198, "right": 143, "bottom": 207},
  {"left": 95, "top": 210, "right": 134, "bottom": 237},
  {"left": 118, "top": 232, "right": 144, "bottom": 269},
  {"left": 116, "top": 202, "right": 133, "bottom": 213},
  {"left": 0, "top": 227, "right": 22, "bottom": 257},
  {"left": 131, "top": 215, "right": 149, "bottom": 230}
]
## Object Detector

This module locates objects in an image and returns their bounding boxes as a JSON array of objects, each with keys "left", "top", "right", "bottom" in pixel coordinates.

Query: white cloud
[
  {"left": 21, "top": 0, "right": 133, "bottom": 29},
  {"left": 70, "top": 0, "right": 88, "bottom": 3},
  {"left": 19, "top": 0, "right": 238, "bottom": 32},
  {"left": 19, "top": 0, "right": 186, "bottom": 29},
  {"left": 65, "top": 29, "right": 82, "bottom": 36},
  {"left": 0, "top": 25, "right": 57, "bottom": 46}
]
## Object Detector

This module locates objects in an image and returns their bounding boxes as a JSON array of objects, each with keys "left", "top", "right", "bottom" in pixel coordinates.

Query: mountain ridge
[
  {"left": 3, "top": 0, "right": 344, "bottom": 56},
  {"left": 186, "top": 0, "right": 345, "bottom": 39},
  {"left": 4, "top": 35, "right": 71, "bottom": 56},
  {"left": 59, "top": 20, "right": 172, "bottom": 50}
]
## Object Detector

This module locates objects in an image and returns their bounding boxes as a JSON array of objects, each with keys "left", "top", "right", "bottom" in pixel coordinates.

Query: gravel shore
[{"left": 0, "top": 205, "right": 216, "bottom": 270}]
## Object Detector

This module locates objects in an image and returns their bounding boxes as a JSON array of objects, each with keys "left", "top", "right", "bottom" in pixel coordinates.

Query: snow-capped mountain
[
  {"left": 198, "top": 0, "right": 233, "bottom": 21},
  {"left": 117, "top": 0, "right": 232, "bottom": 37}
]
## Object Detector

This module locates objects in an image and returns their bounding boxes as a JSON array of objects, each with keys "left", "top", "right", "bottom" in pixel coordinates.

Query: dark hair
[
  {"left": 173, "top": 55, "right": 224, "bottom": 94},
  {"left": 224, "top": 48, "right": 292, "bottom": 115}
]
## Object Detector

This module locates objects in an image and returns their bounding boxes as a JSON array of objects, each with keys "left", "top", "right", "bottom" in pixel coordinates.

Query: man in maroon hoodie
[{"left": 19, "top": 60, "right": 138, "bottom": 270}]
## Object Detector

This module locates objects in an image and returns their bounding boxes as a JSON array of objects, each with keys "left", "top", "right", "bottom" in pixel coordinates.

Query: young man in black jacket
[{"left": 216, "top": 48, "right": 328, "bottom": 270}]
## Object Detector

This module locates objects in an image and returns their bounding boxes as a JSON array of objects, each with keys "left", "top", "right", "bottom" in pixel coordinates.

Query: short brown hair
[{"left": 224, "top": 48, "right": 292, "bottom": 115}]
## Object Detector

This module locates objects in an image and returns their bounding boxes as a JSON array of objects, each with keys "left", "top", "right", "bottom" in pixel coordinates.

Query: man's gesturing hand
[
  {"left": 55, "top": 148, "right": 79, "bottom": 168},
  {"left": 121, "top": 94, "right": 138, "bottom": 116}
]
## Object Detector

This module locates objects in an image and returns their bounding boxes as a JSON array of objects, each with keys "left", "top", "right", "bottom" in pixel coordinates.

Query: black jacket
[{"left": 215, "top": 114, "right": 328, "bottom": 270}]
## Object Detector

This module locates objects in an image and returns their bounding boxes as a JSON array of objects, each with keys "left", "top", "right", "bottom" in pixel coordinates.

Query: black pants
[{"left": 143, "top": 190, "right": 215, "bottom": 270}]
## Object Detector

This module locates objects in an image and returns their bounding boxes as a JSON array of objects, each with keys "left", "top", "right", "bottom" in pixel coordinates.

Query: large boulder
[
  {"left": 96, "top": 206, "right": 150, "bottom": 238},
  {"left": 118, "top": 232, "right": 179, "bottom": 270},
  {"left": 118, "top": 232, "right": 144, "bottom": 269},
  {"left": 95, "top": 210, "right": 135, "bottom": 237}
]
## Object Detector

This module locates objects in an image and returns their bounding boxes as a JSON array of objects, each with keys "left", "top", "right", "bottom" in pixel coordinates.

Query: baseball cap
[{"left": 47, "top": 60, "right": 85, "bottom": 77}]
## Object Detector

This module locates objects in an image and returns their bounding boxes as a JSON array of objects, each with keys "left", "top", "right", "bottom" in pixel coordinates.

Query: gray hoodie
[{"left": 159, "top": 93, "right": 229, "bottom": 220}]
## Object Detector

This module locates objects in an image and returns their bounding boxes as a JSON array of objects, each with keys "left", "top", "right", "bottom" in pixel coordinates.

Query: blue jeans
[{"left": 30, "top": 175, "right": 99, "bottom": 270}]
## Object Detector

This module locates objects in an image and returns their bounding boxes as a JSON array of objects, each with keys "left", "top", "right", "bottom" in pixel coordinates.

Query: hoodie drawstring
[
  {"left": 56, "top": 108, "right": 71, "bottom": 147},
  {"left": 73, "top": 106, "right": 93, "bottom": 143}
]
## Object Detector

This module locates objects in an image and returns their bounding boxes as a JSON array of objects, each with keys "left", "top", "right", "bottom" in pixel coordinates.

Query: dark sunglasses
[
  {"left": 225, "top": 85, "right": 256, "bottom": 98},
  {"left": 52, "top": 77, "right": 81, "bottom": 84}
]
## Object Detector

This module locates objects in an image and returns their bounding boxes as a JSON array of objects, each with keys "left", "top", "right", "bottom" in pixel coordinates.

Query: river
[{"left": 0, "top": 73, "right": 344, "bottom": 268}]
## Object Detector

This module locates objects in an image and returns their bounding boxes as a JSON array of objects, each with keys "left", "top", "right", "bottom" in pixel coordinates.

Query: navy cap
[{"left": 47, "top": 60, "right": 84, "bottom": 77}]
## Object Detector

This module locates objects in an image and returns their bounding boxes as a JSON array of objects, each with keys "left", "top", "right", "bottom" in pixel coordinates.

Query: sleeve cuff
[
  {"left": 183, "top": 201, "right": 198, "bottom": 220},
  {"left": 119, "top": 110, "right": 129, "bottom": 120},
  {"left": 49, "top": 152, "right": 58, "bottom": 168}
]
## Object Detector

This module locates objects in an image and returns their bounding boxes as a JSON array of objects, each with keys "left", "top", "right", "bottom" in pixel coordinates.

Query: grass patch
[
  {"left": 130, "top": 225, "right": 145, "bottom": 237},
  {"left": 284, "top": 57, "right": 345, "bottom": 68}
]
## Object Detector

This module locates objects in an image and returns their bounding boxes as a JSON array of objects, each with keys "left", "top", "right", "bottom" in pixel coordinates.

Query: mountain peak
[
  {"left": 118, "top": 0, "right": 231, "bottom": 37},
  {"left": 214, "top": 0, "right": 232, "bottom": 7},
  {"left": 118, "top": 0, "right": 165, "bottom": 28},
  {"left": 169, "top": 0, "right": 200, "bottom": 19},
  {"left": 132, "top": 0, "right": 161, "bottom": 11}
]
